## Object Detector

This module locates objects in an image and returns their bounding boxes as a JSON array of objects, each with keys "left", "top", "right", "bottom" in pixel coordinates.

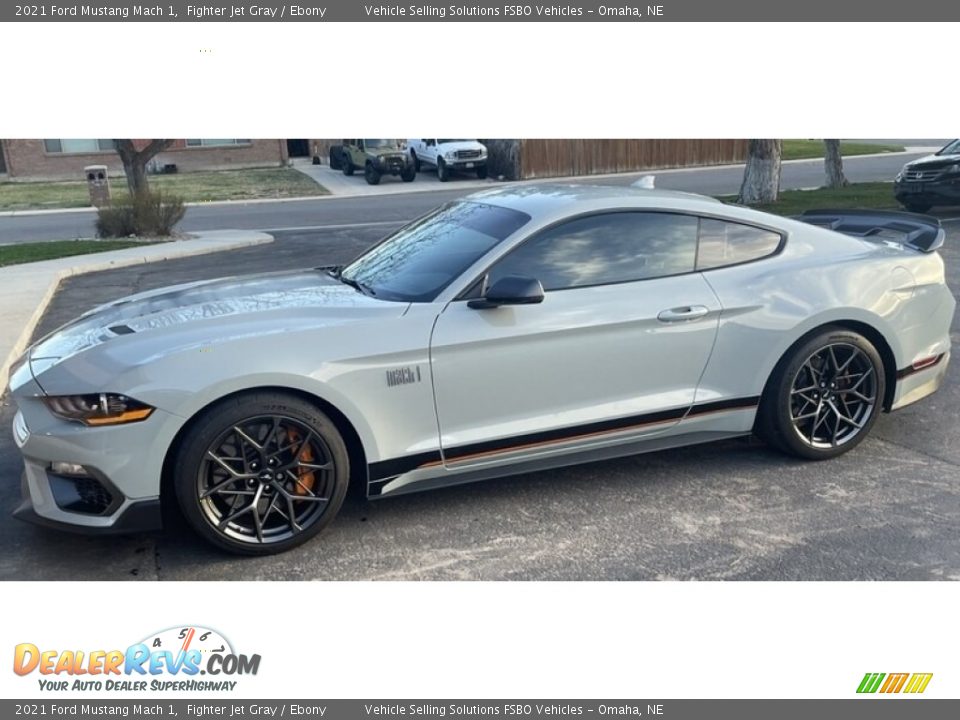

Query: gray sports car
[{"left": 8, "top": 185, "right": 955, "bottom": 554}]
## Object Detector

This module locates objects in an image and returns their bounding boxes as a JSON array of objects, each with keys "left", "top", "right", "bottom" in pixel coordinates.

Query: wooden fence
[{"left": 487, "top": 139, "right": 750, "bottom": 180}]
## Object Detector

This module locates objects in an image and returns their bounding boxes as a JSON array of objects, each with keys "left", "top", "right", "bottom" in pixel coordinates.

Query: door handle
[{"left": 657, "top": 305, "right": 710, "bottom": 323}]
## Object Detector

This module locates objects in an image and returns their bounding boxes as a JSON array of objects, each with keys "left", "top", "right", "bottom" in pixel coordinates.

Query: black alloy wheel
[
  {"left": 756, "top": 328, "right": 885, "bottom": 460},
  {"left": 174, "top": 393, "right": 349, "bottom": 555}
]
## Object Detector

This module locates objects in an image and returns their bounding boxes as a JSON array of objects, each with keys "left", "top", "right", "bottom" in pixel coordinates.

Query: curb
[{"left": 0, "top": 230, "right": 274, "bottom": 396}]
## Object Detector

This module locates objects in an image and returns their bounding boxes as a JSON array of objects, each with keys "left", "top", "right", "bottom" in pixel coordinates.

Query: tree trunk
[
  {"left": 823, "top": 139, "right": 848, "bottom": 188},
  {"left": 737, "top": 139, "right": 782, "bottom": 205},
  {"left": 114, "top": 139, "right": 174, "bottom": 196}
]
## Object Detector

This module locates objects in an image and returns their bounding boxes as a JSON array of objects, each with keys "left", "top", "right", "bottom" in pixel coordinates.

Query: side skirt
[{"left": 369, "top": 429, "right": 751, "bottom": 499}]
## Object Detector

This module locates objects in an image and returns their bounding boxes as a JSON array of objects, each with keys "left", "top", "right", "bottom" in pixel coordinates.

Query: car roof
[
  {"left": 463, "top": 182, "right": 815, "bottom": 235},
  {"left": 465, "top": 183, "right": 719, "bottom": 219}
]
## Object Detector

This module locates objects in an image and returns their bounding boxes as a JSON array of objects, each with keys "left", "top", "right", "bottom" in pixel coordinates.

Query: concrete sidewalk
[{"left": 0, "top": 230, "right": 273, "bottom": 393}]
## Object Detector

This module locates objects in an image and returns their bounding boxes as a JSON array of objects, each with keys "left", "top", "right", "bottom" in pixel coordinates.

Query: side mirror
[{"left": 468, "top": 276, "right": 545, "bottom": 310}]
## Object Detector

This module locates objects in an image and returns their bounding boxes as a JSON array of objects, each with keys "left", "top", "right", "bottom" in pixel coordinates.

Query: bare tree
[
  {"left": 737, "top": 139, "right": 782, "bottom": 204},
  {"left": 823, "top": 139, "right": 848, "bottom": 188},
  {"left": 114, "top": 139, "right": 174, "bottom": 195}
]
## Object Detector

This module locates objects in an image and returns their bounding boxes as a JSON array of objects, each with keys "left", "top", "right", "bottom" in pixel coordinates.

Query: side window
[
  {"left": 697, "top": 218, "right": 782, "bottom": 270},
  {"left": 486, "top": 212, "right": 699, "bottom": 291}
]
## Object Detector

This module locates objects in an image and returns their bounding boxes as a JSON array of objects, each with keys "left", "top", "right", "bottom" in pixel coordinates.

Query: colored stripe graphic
[
  {"left": 880, "top": 673, "right": 909, "bottom": 693},
  {"left": 857, "top": 673, "right": 885, "bottom": 693},
  {"left": 857, "top": 672, "right": 932, "bottom": 694},
  {"left": 903, "top": 673, "right": 933, "bottom": 694}
]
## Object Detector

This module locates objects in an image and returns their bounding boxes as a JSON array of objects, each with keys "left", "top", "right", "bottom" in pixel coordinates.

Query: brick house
[{"left": 0, "top": 139, "right": 289, "bottom": 181}]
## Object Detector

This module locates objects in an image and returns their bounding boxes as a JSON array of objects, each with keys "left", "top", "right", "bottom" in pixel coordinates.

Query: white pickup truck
[{"left": 406, "top": 139, "right": 488, "bottom": 181}]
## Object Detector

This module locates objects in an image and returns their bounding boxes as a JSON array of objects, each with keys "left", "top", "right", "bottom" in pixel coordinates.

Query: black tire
[
  {"left": 173, "top": 392, "right": 350, "bottom": 556},
  {"left": 476, "top": 165, "right": 488, "bottom": 179},
  {"left": 904, "top": 202, "right": 933, "bottom": 214},
  {"left": 342, "top": 152, "right": 354, "bottom": 176},
  {"left": 437, "top": 157, "right": 450, "bottom": 182},
  {"left": 411, "top": 152, "right": 421, "bottom": 173},
  {"left": 329, "top": 145, "right": 343, "bottom": 171},
  {"left": 365, "top": 164, "right": 381, "bottom": 185},
  {"left": 400, "top": 165, "right": 416, "bottom": 182},
  {"left": 755, "top": 327, "right": 885, "bottom": 460}
]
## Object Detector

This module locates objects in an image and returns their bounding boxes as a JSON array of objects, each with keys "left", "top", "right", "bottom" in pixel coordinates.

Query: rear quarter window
[{"left": 697, "top": 218, "right": 782, "bottom": 270}]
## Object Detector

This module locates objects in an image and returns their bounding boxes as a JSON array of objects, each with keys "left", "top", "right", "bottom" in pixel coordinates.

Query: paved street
[
  {"left": 0, "top": 220, "right": 957, "bottom": 581},
  {"left": 0, "top": 151, "right": 939, "bottom": 244}
]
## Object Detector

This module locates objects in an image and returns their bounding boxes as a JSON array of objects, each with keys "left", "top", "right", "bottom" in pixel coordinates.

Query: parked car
[
  {"left": 8, "top": 186, "right": 954, "bottom": 554},
  {"left": 407, "top": 139, "right": 488, "bottom": 181},
  {"left": 894, "top": 139, "right": 960, "bottom": 213},
  {"left": 339, "top": 139, "right": 415, "bottom": 185}
]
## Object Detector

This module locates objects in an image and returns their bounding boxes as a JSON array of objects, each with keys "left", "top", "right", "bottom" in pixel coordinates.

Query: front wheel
[
  {"left": 904, "top": 202, "right": 933, "bottom": 214},
  {"left": 476, "top": 165, "right": 488, "bottom": 179},
  {"left": 437, "top": 157, "right": 450, "bottom": 182},
  {"left": 365, "top": 164, "right": 381, "bottom": 185},
  {"left": 342, "top": 154, "right": 354, "bottom": 176},
  {"left": 173, "top": 392, "right": 350, "bottom": 555},
  {"left": 755, "top": 328, "right": 885, "bottom": 460},
  {"left": 400, "top": 166, "right": 416, "bottom": 182}
]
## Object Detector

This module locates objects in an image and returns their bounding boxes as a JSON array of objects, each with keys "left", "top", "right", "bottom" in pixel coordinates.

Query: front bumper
[
  {"left": 374, "top": 157, "right": 413, "bottom": 175},
  {"left": 894, "top": 178, "right": 960, "bottom": 206},
  {"left": 9, "top": 395, "right": 179, "bottom": 534},
  {"left": 443, "top": 157, "right": 487, "bottom": 170},
  {"left": 14, "top": 471, "right": 162, "bottom": 535}
]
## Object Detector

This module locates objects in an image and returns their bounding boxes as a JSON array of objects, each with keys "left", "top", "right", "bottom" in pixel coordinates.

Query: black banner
[
  {"left": 4, "top": 0, "right": 960, "bottom": 22},
  {"left": 2, "top": 700, "right": 958, "bottom": 719}
]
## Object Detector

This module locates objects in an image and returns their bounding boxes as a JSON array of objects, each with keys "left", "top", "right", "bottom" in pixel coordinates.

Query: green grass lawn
[
  {"left": 0, "top": 167, "right": 328, "bottom": 211},
  {"left": 781, "top": 140, "right": 904, "bottom": 161},
  {"left": 719, "top": 182, "right": 899, "bottom": 216},
  {"left": 0, "top": 239, "right": 158, "bottom": 267}
]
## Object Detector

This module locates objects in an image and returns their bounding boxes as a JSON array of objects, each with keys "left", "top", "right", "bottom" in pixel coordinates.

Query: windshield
[
  {"left": 340, "top": 201, "right": 531, "bottom": 303},
  {"left": 937, "top": 139, "right": 960, "bottom": 155},
  {"left": 438, "top": 139, "right": 471, "bottom": 144},
  {"left": 365, "top": 139, "right": 402, "bottom": 149}
]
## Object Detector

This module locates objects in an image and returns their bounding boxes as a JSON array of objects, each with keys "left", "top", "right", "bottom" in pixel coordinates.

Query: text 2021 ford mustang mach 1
[{"left": 8, "top": 185, "right": 955, "bottom": 554}]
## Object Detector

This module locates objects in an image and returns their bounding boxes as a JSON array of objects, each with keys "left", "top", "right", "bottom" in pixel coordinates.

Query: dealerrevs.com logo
[{"left": 13, "top": 626, "right": 261, "bottom": 693}]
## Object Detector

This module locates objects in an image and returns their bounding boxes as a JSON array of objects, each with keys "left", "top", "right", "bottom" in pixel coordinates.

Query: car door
[{"left": 429, "top": 211, "right": 721, "bottom": 469}]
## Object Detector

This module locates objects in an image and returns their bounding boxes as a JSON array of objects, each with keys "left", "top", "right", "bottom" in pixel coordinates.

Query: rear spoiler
[{"left": 797, "top": 209, "right": 945, "bottom": 253}]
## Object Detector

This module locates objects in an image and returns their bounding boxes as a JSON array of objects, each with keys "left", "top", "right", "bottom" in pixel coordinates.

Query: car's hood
[
  {"left": 905, "top": 152, "right": 960, "bottom": 171},
  {"left": 29, "top": 269, "right": 404, "bottom": 365},
  {"left": 437, "top": 140, "right": 485, "bottom": 153}
]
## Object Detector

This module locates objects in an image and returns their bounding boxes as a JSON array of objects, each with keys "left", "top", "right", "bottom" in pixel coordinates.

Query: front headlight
[
  {"left": 444, "top": 151, "right": 456, "bottom": 161},
  {"left": 945, "top": 164, "right": 960, "bottom": 174},
  {"left": 44, "top": 393, "right": 154, "bottom": 426}
]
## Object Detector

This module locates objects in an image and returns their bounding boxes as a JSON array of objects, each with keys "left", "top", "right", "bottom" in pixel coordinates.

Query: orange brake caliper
[{"left": 286, "top": 428, "right": 316, "bottom": 496}]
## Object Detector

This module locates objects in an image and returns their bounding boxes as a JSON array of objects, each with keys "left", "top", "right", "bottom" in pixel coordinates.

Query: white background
[{"left": 1, "top": 19, "right": 959, "bottom": 700}]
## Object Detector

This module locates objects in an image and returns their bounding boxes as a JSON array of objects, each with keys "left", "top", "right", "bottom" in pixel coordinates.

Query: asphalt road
[
  {"left": 0, "top": 220, "right": 958, "bottom": 581},
  {"left": 0, "top": 151, "right": 937, "bottom": 244}
]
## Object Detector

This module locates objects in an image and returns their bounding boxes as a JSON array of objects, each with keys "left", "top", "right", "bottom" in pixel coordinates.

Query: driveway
[{"left": 0, "top": 222, "right": 958, "bottom": 581}]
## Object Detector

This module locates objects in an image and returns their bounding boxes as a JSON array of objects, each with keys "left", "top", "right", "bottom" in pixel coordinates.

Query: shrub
[{"left": 96, "top": 190, "right": 186, "bottom": 238}]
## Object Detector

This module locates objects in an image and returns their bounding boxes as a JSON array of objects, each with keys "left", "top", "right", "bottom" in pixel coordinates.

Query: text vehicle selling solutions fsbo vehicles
[{"left": 8, "top": 185, "right": 954, "bottom": 554}]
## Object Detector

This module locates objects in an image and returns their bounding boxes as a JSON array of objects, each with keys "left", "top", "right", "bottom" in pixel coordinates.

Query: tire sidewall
[{"left": 173, "top": 393, "right": 350, "bottom": 555}]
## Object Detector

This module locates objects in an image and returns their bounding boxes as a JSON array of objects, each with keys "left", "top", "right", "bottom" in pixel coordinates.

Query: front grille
[
  {"left": 456, "top": 149, "right": 482, "bottom": 160},
  {"left": 904, "top": 169, "right": 945, "bottom": 182},
  {"left": 49, "top": 473, "right": 115, "bottom": 515}
]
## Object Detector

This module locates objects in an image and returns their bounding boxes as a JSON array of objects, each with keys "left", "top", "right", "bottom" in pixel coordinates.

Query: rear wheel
[
  {"left": 365, "top": 163, "right": 381, "bottom": 185},
  {"left": 755, "top": 328, "right": 885, "bottom": 460},
  {"left": 411, "top": 152, "right": 421, "bottom": 172},
  {"left": 174, "top": 392, "right": 350, "bottom": 555}
]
